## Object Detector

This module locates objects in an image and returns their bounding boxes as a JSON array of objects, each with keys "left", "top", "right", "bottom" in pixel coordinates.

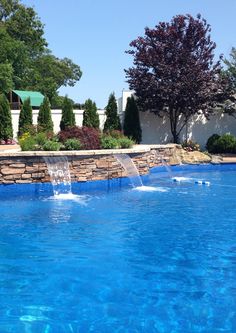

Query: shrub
[
  {"left": 35, "top": 132, "right": 48, "bottom": 146},
  {"left": 38, "top": 97, "right": 54, "bottom": 132},
  {"left": 43, "top": 140, "right": 62, "bottom": 151},
  {"left": 63, "top": 138, "right": 82, "bottom": 150},
  {"left": 123, "top": 96, "right": 142, "bottom": 143},
  {"left": 117, "top": 137, "right": 134, "bottom": 148},
  {"left": 18, "top": 98, "right": 33, "bottom": 136},
  {"left": 83, "top": 99, "right": 100, "bottom": 129},
  {"left": 0, "top": 94, "right": 13, "bottom": 141},
  {"left": 104, "top": 93, "right": 121, "bottom": 131},
  {"left": 101, "top": 136, "right": 118, "bottom": 149},
  {"left": 104, "top": 130, "right": 124, "bottom": 139},
  {"left": 212, "top": 134, "right": 236, "bottom": 154},
  {"left": 19, "top": 133, "right": 37, "bottom": 151},
  {"left": 206, "top": 134, "right": 221, "bottom": 153},
  {"left": 182, "top": 140, "right": 200, "bottom": 152},
  {"left": 58, "top": 126, "right": 101, "bottom": 150},
  {"left": 60, "top": 95, "right": 75, "bottom": 130}
]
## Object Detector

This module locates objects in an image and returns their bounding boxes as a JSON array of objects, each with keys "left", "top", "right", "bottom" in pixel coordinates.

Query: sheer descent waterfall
[
  {"left": 114, "top": 154, "right": 143, "bottom": 188},
  {"left": 44, "top": 156, "right": 72, "bottom": 196}
]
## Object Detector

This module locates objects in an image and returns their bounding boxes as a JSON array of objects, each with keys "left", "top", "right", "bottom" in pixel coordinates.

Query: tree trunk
[{"left": 169, "top": 109, "right": 179, "bottom": 143}]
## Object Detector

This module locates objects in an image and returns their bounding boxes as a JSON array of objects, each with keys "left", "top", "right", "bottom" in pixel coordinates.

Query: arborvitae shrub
[
  {"left": 123, "top": 96, "right": 142, "bottom": 143},
  {"left": 38, "top": 97, "right": 54, "bottom": 132},
  {"left": 83, "top": 99, "right": 100, "bottom": 129},
  {"left": 104, "top": 93, "right": 121, "bottom": 131},
  {"left": 0, "top": 94, "right": 13, "bottom": 140},
  {"left": 60, "top": 96, "right": 75, "bottom": 130},
  {"left": 18, "top": 98, "right": 33, "bottom": 136}
]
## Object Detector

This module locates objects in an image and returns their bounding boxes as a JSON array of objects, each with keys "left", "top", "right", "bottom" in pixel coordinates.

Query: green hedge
[{"left": 206, "top": 133, "right": 236, "bottom": 153}]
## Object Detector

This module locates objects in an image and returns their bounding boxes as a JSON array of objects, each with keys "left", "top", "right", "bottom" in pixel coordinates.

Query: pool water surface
[{"left": 0, "top": 167, "right": 236, "bottom": 332}]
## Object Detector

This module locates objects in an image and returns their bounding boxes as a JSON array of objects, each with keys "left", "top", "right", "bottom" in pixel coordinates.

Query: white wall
[
  {"left": 12, "top": 109, "right": 106, "bottom": 138},
  {"left": 140, "top": 111, "right": 236, "bottom": 148}
]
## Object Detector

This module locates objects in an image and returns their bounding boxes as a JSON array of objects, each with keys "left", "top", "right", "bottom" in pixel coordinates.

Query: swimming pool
[{"left": 1, "top": 164, "right": 236, "bottom": 332}]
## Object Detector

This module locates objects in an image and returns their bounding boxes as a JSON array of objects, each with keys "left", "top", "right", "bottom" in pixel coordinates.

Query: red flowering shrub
[{"left": 58, "top": 126, "right": 101, "bottom": 150}]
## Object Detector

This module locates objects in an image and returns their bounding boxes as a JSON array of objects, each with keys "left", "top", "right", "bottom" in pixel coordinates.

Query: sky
[{"left": 22, "top": 0, "right": 236, "bottom": 108}]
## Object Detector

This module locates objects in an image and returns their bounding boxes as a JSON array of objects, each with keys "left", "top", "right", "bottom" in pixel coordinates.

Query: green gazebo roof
[{"left": 13, "top": 90, "right": 45, "bottom": 107}]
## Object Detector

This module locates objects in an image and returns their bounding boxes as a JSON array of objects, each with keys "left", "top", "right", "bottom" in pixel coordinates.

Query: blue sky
[{"left": 23, "top": 0, "right": 236, "bottom": 108}]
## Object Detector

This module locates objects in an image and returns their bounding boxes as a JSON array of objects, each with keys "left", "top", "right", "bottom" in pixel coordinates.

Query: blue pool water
[{"left": 1, "top": 165, "right": 236, "bottom": 332}]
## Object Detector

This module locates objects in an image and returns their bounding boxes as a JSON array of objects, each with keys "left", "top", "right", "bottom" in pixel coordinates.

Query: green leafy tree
[
  {"left": 27, "top": 54, "right": 82, "bottom": 102},
  {"left": 60, "top": 96, "right": 75, "bottom": 130},
  {"left": 0, "top": 94, "right": 13, "bottom": 140},
  {"left": 123, "top": 96, "right": 142, "bottom": 143},
  {"left": 18, "top": 97, "right": 32, "bottom": 136},
  {"left": 38, "top": 97, "right": 53, "bottom": 132},
  {"left": 0, "top": 0, "right": 82, "bottom": 100},
  {"left": 83, "top": 99, "right": 100, "bottom": 129},
  {"left": 104, "top": 93, "right": 121, "bottom": 131}
]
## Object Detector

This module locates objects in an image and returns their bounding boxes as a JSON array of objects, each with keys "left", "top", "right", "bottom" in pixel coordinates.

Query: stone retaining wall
[{"left": 0, "top": 145, "right": 211, "bottom": 185}]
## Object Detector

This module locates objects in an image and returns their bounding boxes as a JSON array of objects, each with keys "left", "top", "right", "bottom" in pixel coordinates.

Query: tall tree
[
  {"left": 123, "top": 96, "right": 142, "bottom": 143},
  {"left": 18, "top": 97, "right": 32, "bottom": 136},
  {"left": 38, "top": 97, "right": 53, "bottom": 132},
  {"left": 0, "top": 0, "right": 82, "bottom": 99},
  {"left": 60, "top": 96, "right": 75, "bottom": 130},
  {"left": 83, "top": 99, "right": 100, "bottom": 128},
  {"left": 125, "top": 14, "right": 226, "bottom": 143},
  {"left": 222, "top": 48, "right": 236, "bottom": 117},
  {"left": 0, "top": 94, "right": 13, "bottom": 140},
  {"left": 104, "top": 93, "right": 121, "bottom": 131}
]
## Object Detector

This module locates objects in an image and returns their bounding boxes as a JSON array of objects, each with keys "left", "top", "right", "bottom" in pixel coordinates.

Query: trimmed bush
[
  {"left": 206, "top": 134, "right": 221, "bottom": 153},
  {"left": 123, "top": 96, "right": 142, "bottom": 143},
  {"left": 63, "top": 138, "right": 82, "bottom": 150},
  {"left": 101, "top": 136, "right": 118, "bottom": 149},
  {"left": 83, "top": 99, "right": 100, "bottom": 129},
  {"left": 0, "top": 94, "right": 13, "bottom": 141},
  {"left": 60, "top": 96, "right": 75, "bottom": 130},
  {"left": 104, "top": 93, "right": 121, "bottom": 131},
  {"left": 117, "top": 137, "right": 134, "bottom": 148},
  {"left": 212, "top": 134, "right": 236, "bottom": 154},
  {"left": 58, "top": 126, "right": 101, "bottom": 150},
  {"left": 38, "top": 97, "right": 54, "bottom": 132},
  {"left": 18, "top": 98, "right": 33, "bottom": 136},
  {"left": 43, "top": 140, "right": 62, "bottom": 151}
]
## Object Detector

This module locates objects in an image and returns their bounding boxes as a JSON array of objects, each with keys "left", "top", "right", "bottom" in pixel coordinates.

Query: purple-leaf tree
[{"left": 125, "top": 14, "right": 225, "bottom": 143}]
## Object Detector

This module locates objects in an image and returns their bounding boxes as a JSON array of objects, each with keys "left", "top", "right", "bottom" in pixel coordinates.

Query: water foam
[{"left": 134, "top": 186, "right": 168, "bottom": 192}]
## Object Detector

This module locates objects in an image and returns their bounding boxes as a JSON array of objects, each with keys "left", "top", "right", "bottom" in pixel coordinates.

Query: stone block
[{"left": 1, "top": 168, "right": 25, "bottom": 175}]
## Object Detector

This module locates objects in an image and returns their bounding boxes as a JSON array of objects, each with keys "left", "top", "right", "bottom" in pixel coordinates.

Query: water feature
[
  {"left": 153, "top": 149, "right": 173, "bottom": 178},
  {"left": 114, "top": 154, "right": 158, "bottom": 191},
  {"left": 43, "top": 156, "right": 72, "bottom": 196},
  {"left": 114, "top": 154, "right": 143, "bottom": 188}
]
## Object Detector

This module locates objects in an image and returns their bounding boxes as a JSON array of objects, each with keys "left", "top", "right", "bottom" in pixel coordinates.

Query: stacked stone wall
[{"left": 0, "top": 146, "right": 211, "bottom": 185}]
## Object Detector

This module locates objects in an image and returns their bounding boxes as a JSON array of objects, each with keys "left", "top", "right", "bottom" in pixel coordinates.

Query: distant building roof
[{"left": 13, "top": 90, "right": 44, "bottom": 107}]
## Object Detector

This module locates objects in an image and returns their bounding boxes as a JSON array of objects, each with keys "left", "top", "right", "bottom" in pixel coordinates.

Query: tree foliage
[
  {"left": 123, "top": 96, "right": 142, "bottom": 143},
  {"left": 60, "top": 96, "right": 75, "bottom": 130},
  {"left": 125, "top": 14, "right": 227, "bottom": 143},
  {"left": 0, "top": 0, "right": 82, "bottom": 100},
  {"left": 0, "top": 94, "right": 13, "bottom": 140},
  {"left": 38, "top": 97, "right": 53, "bottom": 132},
  {"left": 83, "top": 99, "right": 100, "bottom": 129},
  {"left": 222, "top": 48, "right": 236, "bottom": 117},
  {"left": 104, "top": 93, "right": 121, "bottom": 132},
  {"left": 18, "top": 97, "right": 32, "bottom": 136}
]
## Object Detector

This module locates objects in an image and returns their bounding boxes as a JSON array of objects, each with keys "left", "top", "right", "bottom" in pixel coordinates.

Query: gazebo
[{"left": 9, "top": 90, "right": 45, "bottom": 109}]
